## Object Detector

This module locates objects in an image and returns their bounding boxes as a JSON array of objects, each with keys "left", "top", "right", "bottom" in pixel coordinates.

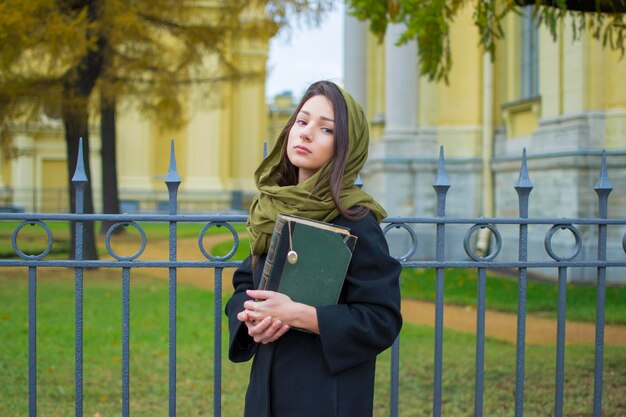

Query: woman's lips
[{"left": 294, "top": 145, "right": 311, "bottom": 154}]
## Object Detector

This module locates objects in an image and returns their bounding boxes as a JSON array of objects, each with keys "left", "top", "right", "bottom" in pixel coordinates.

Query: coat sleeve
[
  {"left": 225, "top": 256, "right": 258, "bottom": 362},
  {"left": 316, "top": 212, "right": 402, "bottom": 375}
]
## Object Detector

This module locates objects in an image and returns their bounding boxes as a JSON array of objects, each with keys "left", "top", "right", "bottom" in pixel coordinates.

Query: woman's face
[{"left": 286, "top": 95, "right": 335, "bottom": 183}]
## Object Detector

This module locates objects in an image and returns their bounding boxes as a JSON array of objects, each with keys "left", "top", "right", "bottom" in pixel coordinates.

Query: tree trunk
[
  {"left": 63, "top": 102, "right": 99, "bottom": 260},
  {"left": 61, "top": 0, "right": 106, "bottom": 261},
  {"left": 99, "top": 94, "right": 122, "bottom": 236}
]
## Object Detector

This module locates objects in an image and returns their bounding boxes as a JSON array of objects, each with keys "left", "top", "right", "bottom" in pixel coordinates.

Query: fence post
[
  {"left": 72, "top": 138, "right": 88, "bottom": 417},
  {"left": 165, "top": 140, "right": 181, "bottom": 417},
  {"left": 28, "top": 266, "right": 37, "bottom": 417},
  {"left": 593, "top": 151, "right": 612, "bottom": 417},
  {"left": 513, "top": 149, "right": 533, "bottom": 417},
  {"left": 432, "top": 146, "right": 450, "bottom": 417}
]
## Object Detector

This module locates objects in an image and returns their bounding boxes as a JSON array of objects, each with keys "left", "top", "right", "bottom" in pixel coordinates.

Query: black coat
[{"left": 225, "top": 212, "right": 402, "bottom": 417}]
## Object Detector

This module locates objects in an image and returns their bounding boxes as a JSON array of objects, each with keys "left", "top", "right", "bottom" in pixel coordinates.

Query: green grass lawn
[
  {"left": 211, "top": 238, "right": 626, "bottom": 325},
  {"left": 401, "top": 268, "right": 626, "bottom": 325},
  {"left": 0, "top": 269, "right": 624, "bottom": 416}
]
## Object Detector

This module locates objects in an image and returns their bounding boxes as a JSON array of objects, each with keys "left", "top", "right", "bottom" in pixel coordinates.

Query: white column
[
  {"left": 383, "top": 22, "right": 419, "bottom": 136},
  {"left": 368, "top": 23, "right": 421, "bottom": 216},
  {"left": 116, "top": 106, "right": 153, "bottom": 190},
  {"left": 343, "top": 13, "right": 368, "bottom": 110},
  {"left": 11, "top": 134, "right": 36, "bottom": 211},
  {"left": 0, "top": 135, "right": 5, "bottom": 188},
  {"left": 185, "top": 89, "right": 223, "bottom": 193}
]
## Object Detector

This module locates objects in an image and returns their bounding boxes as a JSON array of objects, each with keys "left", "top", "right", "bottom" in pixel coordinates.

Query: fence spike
[
  {"left": 433, "top": 145, "right": 451, "bottom": 192},
  {"left": 514, "top": 148, "right": 533, "bottom": 192},
  {"left": 165, "top": 139, "right": 181, "bottom": 185},
  {"left": 594, "top": 150, "right": 613, "bottom": 195},
  {"left": 71, "top": 137, "right": 88, "bottom": 183},
  {"left": 354, "top": 174, "right": 363, "bottom": 189}
]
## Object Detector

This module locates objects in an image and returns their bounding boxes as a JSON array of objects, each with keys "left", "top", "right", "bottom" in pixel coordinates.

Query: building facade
[{"left": 346, "top": 5, "right": 626, "bottom": 282}]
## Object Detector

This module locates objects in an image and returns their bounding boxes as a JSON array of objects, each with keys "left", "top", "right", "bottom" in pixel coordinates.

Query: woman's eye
[
  {"left": 321, "top": 127, "right": 334, "bottom": 135},
  {"left": 296, "top": 119, "right": 307, "bottom": 126}
]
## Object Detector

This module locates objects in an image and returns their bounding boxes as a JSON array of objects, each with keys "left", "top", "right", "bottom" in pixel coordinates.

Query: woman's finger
[
  {"left": 259, "top": 320, "right": 287, "bottom": 344},
  {"left": 245, "top": 289, "right": 276, "bottom": 300},
  {"left": 267, "top": 324, "right": 290, "bottom": 343},
  {"left": 243, "top": 299, "right": 261, "bottom": 311},
  {"left": 237, "top": 310, "right": 249, "bottom": 322},
  {"left": 248, "top": 316, "right": 272, "bottom": 340}
]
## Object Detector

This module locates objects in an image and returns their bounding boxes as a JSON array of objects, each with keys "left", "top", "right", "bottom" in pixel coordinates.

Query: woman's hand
[
  {"left": 243, "top": 290, "right": 319, "bottom": 334},
  {"left": 237, "top": 310, "right": 289, "bottom": 344}
]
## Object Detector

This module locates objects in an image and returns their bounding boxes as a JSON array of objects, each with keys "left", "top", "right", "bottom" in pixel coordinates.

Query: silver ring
[
  {"left": 383, "top": 223, "right": 418, "bottom": 261},
  {"left": 544, "top": 224, "right": 582, "bottom": 262},
  {"left": 105, "top": 221, "right": 147, "bottom": 261},
  {"left": 11, "top": 220, "right": 54, "bottom": 260},
  {"left": 198, "top": 222, "right": 239, "bottom": 261},
  {"left": 463, "top": 224, "right": 502, "bottom": 262}
]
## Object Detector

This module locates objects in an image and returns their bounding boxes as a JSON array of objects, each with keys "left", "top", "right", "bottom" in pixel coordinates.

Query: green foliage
[
  {"left": 0, "top": 0, "right": 334, "bottom": 131},
  {"left": 266, "top": 0, "right": 335, "bottom": 28},
  {"left": 346, "top": 0, "right": 626, "bottom": 82},
  {"left": 349, "top": 0, "right": 392, "bottom": 40}
]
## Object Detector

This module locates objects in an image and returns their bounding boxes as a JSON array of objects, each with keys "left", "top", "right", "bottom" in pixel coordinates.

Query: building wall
[{"left": 351, "top": 5, "right": 626, "bottom": 282}]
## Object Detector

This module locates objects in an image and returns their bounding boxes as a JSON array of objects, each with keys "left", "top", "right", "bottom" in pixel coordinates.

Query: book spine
[{"left": 259, "top": 217, "right": 286, "bottom": 290}]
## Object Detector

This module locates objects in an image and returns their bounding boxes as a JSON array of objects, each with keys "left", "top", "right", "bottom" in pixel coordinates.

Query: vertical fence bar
[
  {"left": 554, "top": 266, "right": 567, "bottom": 417},
  {"left": 214, "top": 267, "right": 223, "bottom": 417},
  {"left": 28, "top": 266, "right": 37, "bottom": 417},
  {"left": 474, "top": 267, "right": 487, "bottom": 417},
  {"left": 593, "top": 151, "right": 611, "bottom": 417},
  {"left": 432, "top": 147, "right": 450, "bottom": 417},
  {"left": 390, "top": 336, "right": 400, "bottom": 417},
  {"left": 514, "top": 149, "right": 532, "bottom": 417},
  {"left": 383, "top": 214, "right": 407, "bottom": 417},
  {"left": 122, "top": 267, "right": 131, "bottom": 417},
  {"left": 165, "top": 140, "right": 181, "bottom": 417},
  {"left": 72, "top": 138, "right": 88, "bottom": 417}
]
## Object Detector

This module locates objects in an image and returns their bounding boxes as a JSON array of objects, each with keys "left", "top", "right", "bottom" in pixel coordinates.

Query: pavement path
[{"left": 108, "top": 234, "right": 626, "bottom": 346}]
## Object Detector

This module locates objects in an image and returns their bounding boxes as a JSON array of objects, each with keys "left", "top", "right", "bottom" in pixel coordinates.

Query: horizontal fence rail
[{"left": 2, "top": 139, "right": 624, "bottom": 417}]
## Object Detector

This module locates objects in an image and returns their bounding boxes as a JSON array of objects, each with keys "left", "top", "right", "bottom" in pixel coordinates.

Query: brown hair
[{"left": 273, "top": 81, "right": 368, "bottom": 221}]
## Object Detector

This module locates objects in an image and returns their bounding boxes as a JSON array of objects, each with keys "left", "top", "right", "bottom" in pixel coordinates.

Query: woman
[{"left": 225, "top": 80, "right": 402, "bottom": 417}]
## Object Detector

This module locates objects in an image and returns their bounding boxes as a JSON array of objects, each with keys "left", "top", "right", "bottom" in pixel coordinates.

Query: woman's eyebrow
[{"left": 299, "top": 110, "right": 335, "bottom": 123}]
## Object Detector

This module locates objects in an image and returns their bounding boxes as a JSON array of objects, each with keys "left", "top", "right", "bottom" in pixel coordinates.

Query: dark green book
[{"left": 259, "top": 213, "right": 358, "bottom": 307}]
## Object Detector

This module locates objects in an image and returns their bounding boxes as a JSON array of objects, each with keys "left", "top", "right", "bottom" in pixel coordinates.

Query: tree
[
  {"left": 347, "top": 0, "right": 625, "bottom": 82},
  {"left": 0, "top": 0, "right": 333, "bottom": 258}
]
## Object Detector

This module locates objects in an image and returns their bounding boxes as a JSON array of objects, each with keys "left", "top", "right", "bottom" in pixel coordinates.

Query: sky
[{"left": 265, "top": 3, "right": 344, "bottom": 100}]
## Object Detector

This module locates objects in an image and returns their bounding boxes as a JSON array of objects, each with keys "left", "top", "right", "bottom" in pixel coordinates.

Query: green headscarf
[{"left": 247, "top": 83, "right": 387, "bottom": 255}]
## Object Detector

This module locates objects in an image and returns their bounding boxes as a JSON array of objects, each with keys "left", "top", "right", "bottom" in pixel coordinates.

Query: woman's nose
[{"left": 300, "top": 125, "right": 313, "bottom": 141}]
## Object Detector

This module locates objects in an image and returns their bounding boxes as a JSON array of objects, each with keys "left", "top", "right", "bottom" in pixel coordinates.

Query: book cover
[{"left": 259, "top": 213, "right": 358, "bottom": 307}]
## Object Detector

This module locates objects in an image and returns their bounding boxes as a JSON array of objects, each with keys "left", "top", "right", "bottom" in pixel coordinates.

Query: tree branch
[{"left": 515, "top": 0, "right": 626, "bottom": 13}]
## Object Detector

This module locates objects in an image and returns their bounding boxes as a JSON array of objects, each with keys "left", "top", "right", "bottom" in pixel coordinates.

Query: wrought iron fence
[{"left": 2, "top": 139, "right": 625, "bottom": 417}]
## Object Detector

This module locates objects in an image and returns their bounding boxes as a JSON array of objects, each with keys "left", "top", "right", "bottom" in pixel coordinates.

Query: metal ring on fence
[
  {"left": 11, "top": 220, "right": 54, "bottom": 260},
  {"left": 105, "top": 221, "right": 147, "bottom": 261},
  {"left": 544, "top": 224, "right": 582, "bottom": 262},
  {"left": 198, "top": 222, "right": 239, "bottom": 261},
  {"left": 382, "top": 223, "right": 418, "bottom": 261},
  {"left": 463, "top": 224, "right": 502, "bottom": 262}
]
